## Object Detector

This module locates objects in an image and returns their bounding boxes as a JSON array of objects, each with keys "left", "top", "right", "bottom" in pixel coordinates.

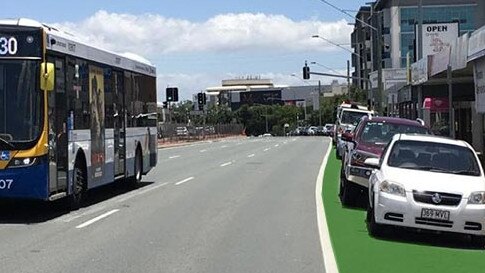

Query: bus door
[
  {"left": 47, "top": 57, "right": 68, "bottom": 194},
  {"left": 113, "top": 71, "right": 125, "bottom": 176}
]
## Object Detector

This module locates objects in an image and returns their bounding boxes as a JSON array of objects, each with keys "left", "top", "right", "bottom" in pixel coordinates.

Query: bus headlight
[{"left": 7, "top": 157, "right": 38, "bottom": 168}]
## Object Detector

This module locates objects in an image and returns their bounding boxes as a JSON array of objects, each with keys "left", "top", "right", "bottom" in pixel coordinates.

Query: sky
[{"left": 1, "top": 0, "right": 371, "bottom": 102}]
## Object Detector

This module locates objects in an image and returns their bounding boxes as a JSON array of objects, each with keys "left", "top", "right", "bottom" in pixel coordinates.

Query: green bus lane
[{"left": 322, "top": 148, "right": 485, "bottom": 273}]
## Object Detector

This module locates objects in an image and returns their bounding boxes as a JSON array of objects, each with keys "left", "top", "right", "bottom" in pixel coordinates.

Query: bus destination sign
[{"left": 0, "top": 28, "right": 42, "bottom": 58}]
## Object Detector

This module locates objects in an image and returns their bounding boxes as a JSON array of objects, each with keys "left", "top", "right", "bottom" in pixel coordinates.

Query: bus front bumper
[{"left": 0, "top": 157, "right": 49, "bottom": 200}]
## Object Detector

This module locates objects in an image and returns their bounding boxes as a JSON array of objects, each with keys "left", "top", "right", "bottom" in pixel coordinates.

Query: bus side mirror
[{"left": 40, "top": 62, "right": 55, "bottom": 91}]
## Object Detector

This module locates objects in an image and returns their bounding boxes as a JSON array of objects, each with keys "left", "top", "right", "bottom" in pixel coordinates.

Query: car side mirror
[
  {"left": 341, "top": 132, "right": 354, "bottom": 142},
  {"left": 364, "top": 158, "right": 380, "bottom": 168}
]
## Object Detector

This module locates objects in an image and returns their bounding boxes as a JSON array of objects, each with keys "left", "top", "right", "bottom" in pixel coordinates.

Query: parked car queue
[{"left": 332, "top": 108, "right": 485, "bottom": 246}]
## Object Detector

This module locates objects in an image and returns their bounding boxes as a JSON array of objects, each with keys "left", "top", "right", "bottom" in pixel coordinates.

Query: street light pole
[{"left": 318, "top": 80, "right": 322, "bottom": 127}]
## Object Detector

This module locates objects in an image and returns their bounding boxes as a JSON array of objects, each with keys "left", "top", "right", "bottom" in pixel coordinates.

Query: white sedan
[{"left": 365, "top": 134, "right": 485, "bottom": 245}]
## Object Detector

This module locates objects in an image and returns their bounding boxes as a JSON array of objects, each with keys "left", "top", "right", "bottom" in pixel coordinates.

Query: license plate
[{"left": 421, "top": 208, "right": 450, "bottom": 221}]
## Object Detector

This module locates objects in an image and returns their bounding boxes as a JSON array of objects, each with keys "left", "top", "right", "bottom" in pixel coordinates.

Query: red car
[{"left": 339, "top": 116, "right": 431, "bottom": 207}]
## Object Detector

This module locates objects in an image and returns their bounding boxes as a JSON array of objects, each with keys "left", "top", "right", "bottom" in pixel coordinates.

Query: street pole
[
  {"left": 417, "top": 0, "right": 423, "bottom": 119},
  {"left": 447, "top": 64, "right": 455, "bottom": 138},
  {"left": 376, "top": 8, "right": 384, "bottom": 115},
  {"left": 318, "top": 80, "right": 322, "bottom": 127},
  {"left": 347, "top": 60, "right": 351, "bottom": 99}
]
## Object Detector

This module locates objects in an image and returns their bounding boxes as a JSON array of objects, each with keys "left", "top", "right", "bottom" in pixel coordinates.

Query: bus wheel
[
  {"left": 69, "top": 161, "right": 85, "bottom": 210},
  {"left": 130, "top": 149, "right": 142, "bottom": 187}
]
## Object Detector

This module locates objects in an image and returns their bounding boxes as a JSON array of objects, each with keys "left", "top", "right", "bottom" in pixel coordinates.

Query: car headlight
[
  {"left": 379, "top": 180, "right": 406, "bottom": 197},
  {"left": 468, "top": 192, "right": 485, "bottom": 204}
]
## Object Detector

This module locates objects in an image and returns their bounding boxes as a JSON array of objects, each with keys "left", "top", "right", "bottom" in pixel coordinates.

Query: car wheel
[
  {"left": 367, "top": 205, "right": 384, "bottom": 237},
  {"left": 336, "top": 149, "right": 342, "bottom": 160},
  {"left": 340, "top": 176, "right": 356, "bottom": 207},
  {"left": 471, "top": 235, "right": 485, "bottom": 248}
]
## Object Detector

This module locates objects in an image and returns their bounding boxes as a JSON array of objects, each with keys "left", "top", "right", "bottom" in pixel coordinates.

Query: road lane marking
[
  {"left": 247, "top": 154, "right": 255, "bottom": 158},
  {"left": 264, "top": 148, "right": 271, "bottom": 152},
  {"left": 315, "top": 143, "right": 338, "bottom": 273},
  {"left": 220, "top": 162, "right": 232, "bottom": 167},
  {"left": 169, "top": 155, "right": 181, "bottom": 159},
  {"left": 76, "top": 209, "right": 120, "bottom": 229},
  {"left": 221, "top": 145, "right": 228, "bottom": 148},
  {"left": 200, "top": 149, "right": 207, "bottom": 153},
  {"left": 175, "top": 177, "right": 195, "bottom": 186},
  {"left": 274, "top": 144, "right": 279, "bottom": 147},
  {"left": 58, "top": 205, "right": 107, "bottom": 223},
  {"left": 116, "top": 182, "right": 169, "bottom": 203}
]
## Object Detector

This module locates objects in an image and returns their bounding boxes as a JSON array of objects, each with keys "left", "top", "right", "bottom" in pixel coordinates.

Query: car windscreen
[
  {"left": 387, "top": 140, "right": 481, "bottom": 176},
  {"left": 340, "top": 111, "right": 369, "bottom": 126},
  {"left": 360, "top": 122, "right": 429, "bottom": 145}
]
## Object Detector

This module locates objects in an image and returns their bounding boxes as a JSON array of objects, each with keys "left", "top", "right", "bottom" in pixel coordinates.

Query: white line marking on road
[
  {"left": 315, "top": 142, "right": 338, "bottom": 273},
  {"left": 76, "top": 209, "right": 120, "bottom": 229},
  {"left": 169, "top": 155, "right": 180, "bottom": 159},
  {"left": 264, "top": 148, "right": 271, "bottom": 152},
  {"left": 220, "top": 162, "right": 232, "bottom": 167},
  {"left": 247, "top": 154, "right": 255, "bottom": 158},
  {"left": 200, "top": 149, "right": 207, "bottom": 153},
  {"left": 58, "top": 205, "right": 107, "bottom": 223},
  {"left": 116, "top": 182, "right": 169, "bottom": 203},
  {"left": 221, "top": 145, "right": 228, "bottom": 148},
  {"left": 175, "top": 177, "right": 195, "bottom": 186},
  {"left": 274, "top": 144, "right": 279, "bottom": 147}
]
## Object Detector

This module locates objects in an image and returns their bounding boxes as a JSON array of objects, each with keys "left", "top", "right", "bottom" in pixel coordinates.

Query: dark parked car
[{"left": 339, "top": 116, "right": 431, "bottom": 206}]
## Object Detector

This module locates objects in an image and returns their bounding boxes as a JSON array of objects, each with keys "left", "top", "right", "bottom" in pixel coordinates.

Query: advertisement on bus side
[{"left": 89, "top": 65, "right": 106, "bottom": 180}]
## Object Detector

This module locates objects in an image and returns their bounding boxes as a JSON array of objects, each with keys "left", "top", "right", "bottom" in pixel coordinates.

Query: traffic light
[
  {"left": 303, "top": 64, "right": 310, "bottom": 80},
  {"left": 197, "top": 92, "right": 204, "bottom": 105},
  {"left": 162, "top": 101, "right": 168, "bottom": 109},
  {"left": 166, "top": 87, "right": 179, "bottom": 102}
]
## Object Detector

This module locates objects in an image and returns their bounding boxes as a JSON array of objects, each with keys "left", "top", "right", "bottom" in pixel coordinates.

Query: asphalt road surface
[{"left": 0, "top": 136, "right": 330, "bottom": 273}]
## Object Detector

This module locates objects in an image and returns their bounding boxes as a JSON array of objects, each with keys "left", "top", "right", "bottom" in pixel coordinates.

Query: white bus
[{"left": 0, "top": 18, "right": 158, "bottom": 208}]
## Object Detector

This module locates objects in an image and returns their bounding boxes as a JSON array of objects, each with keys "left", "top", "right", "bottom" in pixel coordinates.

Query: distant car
[
  {"left": 315, "top": 126, "right": 325, "bottom": 136},
  {"left": 323, "top": 124, "right": 334, "bottom": 136},
  {"left": 334, "top": 108, "right": 374, "bottom": 159},
  {"left": 326, "top": 124, "right": 335, "bottom": 138},
  {"left": 175, "top": 126, "right": 188, "bottom": 136},
  {"left": 366, "top": 134, "right": 485, "bottom": 246},
  {"left": 339, "top": 116, "right": 430, "bottom": 206},
  {"left": 307, "top": 126, "right": 318, "bottom": 136}
]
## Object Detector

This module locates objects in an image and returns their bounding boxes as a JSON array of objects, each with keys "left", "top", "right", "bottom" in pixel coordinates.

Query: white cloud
[
  {"left": 53, "top": 10, "right": 353, "bottom": 58},
  {"left": 52, "top": 11, "right": 354, "bottom": 102}
]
